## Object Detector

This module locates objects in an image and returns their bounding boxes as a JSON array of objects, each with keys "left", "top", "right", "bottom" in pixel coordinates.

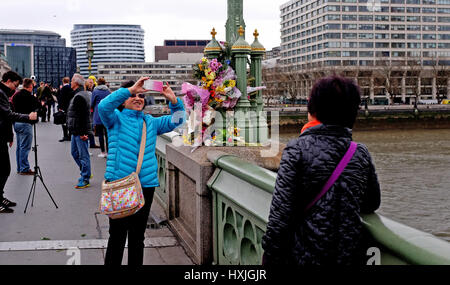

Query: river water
[{"left": 280, "top": 129, "right": 450, "bottom": 242}]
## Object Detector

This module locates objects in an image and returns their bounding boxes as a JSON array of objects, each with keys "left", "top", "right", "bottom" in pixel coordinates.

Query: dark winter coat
[
  {"left": 66, "top": 88, "right": 92, "bottom": 136},
  {"left": 0, "top": 83, "right": 30, "bottom": 143},
  {"left": 57, "top": 85, "right": 74, "bottom": 113},
  {"left": 91, "top": 85, "right": 111, "bottom": 125},
  {"left": 12, "top": 89, "right": 40, "bottom": 115},
  {"left": 261, "top": 124, "right": 381, "bottom": 265}
]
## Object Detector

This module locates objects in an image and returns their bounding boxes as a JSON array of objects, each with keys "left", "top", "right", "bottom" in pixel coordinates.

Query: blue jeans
[
  {"left": 13, "top": 122, "right": 33, "bottom": 173},
  {"left": 71, "top": 135, "right": 91, "bottom": 182}
]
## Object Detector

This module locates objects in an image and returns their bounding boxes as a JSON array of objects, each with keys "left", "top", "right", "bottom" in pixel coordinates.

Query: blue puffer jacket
[{"left": 98, "top": 87, "right": 185, "bottom": 187}]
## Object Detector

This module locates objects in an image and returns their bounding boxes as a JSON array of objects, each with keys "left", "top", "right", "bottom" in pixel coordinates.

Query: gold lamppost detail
[{"left": 86, "top": 39, "right": 94, "bottom": 76}]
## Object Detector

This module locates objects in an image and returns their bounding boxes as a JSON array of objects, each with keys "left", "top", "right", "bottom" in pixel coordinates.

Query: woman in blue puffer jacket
[{"left": 98, "top": 77, "right": 185, "bottom": 265}]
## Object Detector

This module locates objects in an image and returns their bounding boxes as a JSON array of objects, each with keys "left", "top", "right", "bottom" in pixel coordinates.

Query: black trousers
[
  {"left": 104, "top": 187, "right": 155, "bottom": 265},
  {"left": 95, "top": 124, "right": 108, "bottom": 153},
  {"left": 0, "top": 142, "right": 11, "bottom": 200}
]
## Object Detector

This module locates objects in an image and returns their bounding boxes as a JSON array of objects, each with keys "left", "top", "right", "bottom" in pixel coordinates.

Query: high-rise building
[
  {"left": 0, "top": 52, "right": 11, "bottom": 75},
  {"left": 279, "top": 0, "right": 450, "bottom": 104},
  {"left": 154, "top": 40, "right": 208, "bottom": 62},
  {"left": 71, "top": 24, "right": 145, "bottom": 77},
  {"left": 0, "top": 30, "right": 76, "bottom": 87},
  {"left": 265, "top": 46, "right": 281, "bottom": 60}
]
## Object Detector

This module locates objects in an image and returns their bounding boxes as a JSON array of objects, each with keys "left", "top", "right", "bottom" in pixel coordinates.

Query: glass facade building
[
  {"left": 71, "top": 24, "right": 145, "bottom": 77},
  {"left": 0, "top": 30, "right": 76, "bottom": 87}
]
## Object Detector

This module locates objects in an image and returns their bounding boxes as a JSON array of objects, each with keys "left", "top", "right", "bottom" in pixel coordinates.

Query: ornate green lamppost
[{"left": 86, "top": 39, "right": 94, "bottom": 76}]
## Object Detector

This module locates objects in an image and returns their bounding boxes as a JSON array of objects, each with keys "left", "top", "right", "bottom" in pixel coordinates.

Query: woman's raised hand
[
  {"left": 128, "top": 77, "right": 150, "bottom": 95},
  {"left": 161, "top": 82, "right": 178, "bottom": 104}
]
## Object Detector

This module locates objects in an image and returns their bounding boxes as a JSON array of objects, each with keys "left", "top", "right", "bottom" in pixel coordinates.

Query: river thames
[{"left": 280, "top": 128, "right": 450, "bottom": 242}]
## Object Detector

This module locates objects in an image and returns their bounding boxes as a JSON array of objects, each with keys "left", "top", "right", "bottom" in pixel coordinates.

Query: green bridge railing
[
  {"left": 206, "top": 152, "right": 450, "bottom": 265},
  {"left": 156, "top": 134, "right": 450, "bottom": 265}
]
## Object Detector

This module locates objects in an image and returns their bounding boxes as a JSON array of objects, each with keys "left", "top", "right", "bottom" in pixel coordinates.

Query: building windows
[
  {"left": 407, "top": 34, "right": 421, "bottom": 39},
  {"left": 407, "top": 25, "right": 421, "bottom": 31},
  {"left": 392, "top": 16, "right": 406, "bottom": 23},
  {"left": 376, "top": 24, "right": 390, "bottom": 30},
  {"left": 360, "top": 42, "right": 374, "bottom": 48},
  {"left": 392, "top": 42, "right": 406, "bottom": 48},
  {"left": 343, "top": 24, "right": 357, "bottom": 30},
  {"left": 359, "top": 24, "right": 374, "bottom": 30},
  {"left": 359, "top": 33, "right": 374, "bottom": 39},
  {"left": 327, "top": 5, "right": 341, "bottom": 12},
  {"left": 438, "top": 34, "right": 450, "bottom": 40},
  {"left": 392, "top": 34, "right": 406, "bottom": 39},
  {"left": 375, "top": 15, "right": 390, "bottom": 21},
  {"left": 392, "top": 25, "right": 406, "bottom": 31},
  {"left": 376, "top": 42, "right": 390, "bottom": 48},
  {"left": 438, "top": 17, "right": 450, "bottom": 23},
  {"left": 342, "top": 5, "right": 357, "bottom": 12},
  {"left": 342, "top": 15, "right": 357, "bottom": 21},
  {"left": 422, "top": 0, "right": 436, "bottom": 3},
  {"left": 407, "top": 16, "right": 420, "bottom": 22},
  {"left": 408, "top": 43, "right": 421, "bottom": 48},
  {"left": 359, "top": 51, "right": 374, "bottom": 57},
  {"left": 342, "top": 51, "right": 358, "bottom": 57},
  {"left": 376, "top": 51, "right": 390, "bottom": 57},
  {"left": 422, "top": 8, "right": 436, "bottom": 13},
  {"left": 423, "top": 43, "right": 437, "bottom": 48},
  {"left": 375, "top": 33, "right": 390, "bottom": 39},
  {"left": 342, "top": 42, "right": 358, "bottom": 48},
  {"left": 438, "top": 25, "right": 450, "bottom": 31},
  {"left": 423, "top": 16, "right": 437, "bottom": 22},
  {"left": 423, "top": 25, "right": 436, "bottom": 31},
  {"left": 391, "top": 7, "right": 405, "bottom": 13},
  {"left": 423, "top": 34, "right": 437, "bottom": 40}
]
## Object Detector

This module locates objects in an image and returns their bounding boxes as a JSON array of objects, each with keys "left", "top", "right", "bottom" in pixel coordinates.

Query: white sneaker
[
  {"left": 89, "top": 152, "right": 93, "bottom": 156},
  {"left": 98, "top": 153, "right": 107, "bottom": 158}
]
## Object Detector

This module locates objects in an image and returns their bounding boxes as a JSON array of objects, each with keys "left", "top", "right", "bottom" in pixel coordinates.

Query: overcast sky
[{"left": 1, "top": 0, "right": 287, "bottom": 61}]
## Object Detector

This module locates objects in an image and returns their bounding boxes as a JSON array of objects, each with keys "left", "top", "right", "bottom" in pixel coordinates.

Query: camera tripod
[{"left": 24, "top": 123, "right": 58, "bottom": 213}]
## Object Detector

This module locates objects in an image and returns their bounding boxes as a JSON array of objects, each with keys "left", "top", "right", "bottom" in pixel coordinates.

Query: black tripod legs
[{"left": 24, "top": 166, "right": 58, "bottom": 214}]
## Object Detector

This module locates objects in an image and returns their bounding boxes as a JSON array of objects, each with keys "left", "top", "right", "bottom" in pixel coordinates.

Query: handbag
[
  {"left": 304, "top": 142, "right": 358, "bottom": 213},
  {"left": 53, "top": 111, "right": 66, "bottom": 125},
  {"left": 99, "top": 121, "right": 147, "bottom": 219}
]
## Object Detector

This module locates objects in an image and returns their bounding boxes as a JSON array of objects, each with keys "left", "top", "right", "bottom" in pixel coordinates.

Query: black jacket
[
  {"left": 261, "top": 124, "right": 380, "bottom": 265},
  {"left": 66, "top": 88, "right": 92, "bottom": 136},
  {"left": 58, "top": 85, "right": 73, "bottom": 112},
  {"left": 12, "top": 89, "right": 40, "bottom": 115},
  {"left": 0, "top": 83, "right": 30, "bottom": 143}
]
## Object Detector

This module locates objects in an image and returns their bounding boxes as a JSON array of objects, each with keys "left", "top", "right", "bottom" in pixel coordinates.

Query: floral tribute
[{"left": 182, "top": 57, "right": 243, "bottom": 147}]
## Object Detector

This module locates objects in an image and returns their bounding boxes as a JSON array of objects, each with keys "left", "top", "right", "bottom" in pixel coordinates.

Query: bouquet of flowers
[{"left": 182, "top": 57, "right": 243, "bottom": 146}]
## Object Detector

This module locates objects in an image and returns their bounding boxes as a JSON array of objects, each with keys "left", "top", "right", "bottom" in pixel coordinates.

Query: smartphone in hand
[{"left": 143, "top": 80, "right": 163, "bottom": 92}]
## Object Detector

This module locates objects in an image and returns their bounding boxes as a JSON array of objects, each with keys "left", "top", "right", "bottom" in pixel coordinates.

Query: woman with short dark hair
[{"left": 262, "top": 76, "right": 381, "bottom": 265}]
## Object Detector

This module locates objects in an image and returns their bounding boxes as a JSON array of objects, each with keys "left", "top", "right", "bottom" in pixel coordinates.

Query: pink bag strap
[
  {"left": 304, "top": 142, "right": 358, "bottom": 213},
  {"left": 136, "top": 121, "right": 147, "bottom": 175}
]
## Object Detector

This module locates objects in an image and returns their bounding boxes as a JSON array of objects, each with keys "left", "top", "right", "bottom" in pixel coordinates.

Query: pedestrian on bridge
[
  {"left": 12, "top": 78, "right": 41, "bottom": 175},
  {"left": 262, "top": 76, "right": 381, "bottom": 265},
  {"left": 67, "top": 74, "right": 93, "bottom": 189},
  {"left": 99, "top": 77, "right": 185, "bottom": 265},
  {"left": 0, "top": 71, "right": 38, "bottom": 213}
]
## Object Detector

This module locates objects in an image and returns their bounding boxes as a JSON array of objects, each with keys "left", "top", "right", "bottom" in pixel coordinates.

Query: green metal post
[{"left": 226, "top": 0, "right": 246, "bottom": 47}]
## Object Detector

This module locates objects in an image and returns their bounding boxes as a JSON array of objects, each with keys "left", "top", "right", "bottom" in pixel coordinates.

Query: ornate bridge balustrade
[{"left": 155, "top": 135, "right": 450, "bottom": 265}]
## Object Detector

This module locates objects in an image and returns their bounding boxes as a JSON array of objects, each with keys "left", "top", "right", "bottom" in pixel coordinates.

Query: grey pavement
[{"left": 0, "top": 121, "right": 193, "bottom": 265}]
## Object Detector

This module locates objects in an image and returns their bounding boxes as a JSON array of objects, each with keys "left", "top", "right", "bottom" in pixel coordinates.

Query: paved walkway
[{"left": 0, "top": 121, "right": 193, "bottom": 265}]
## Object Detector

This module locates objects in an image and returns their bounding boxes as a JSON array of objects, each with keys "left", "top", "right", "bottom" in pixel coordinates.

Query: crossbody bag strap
[
  {"left": 304, "top": 141, "right": 358, "bottom": 213},
  {"left": 136, "top": 121, "right": 147, "bottom": 175}
]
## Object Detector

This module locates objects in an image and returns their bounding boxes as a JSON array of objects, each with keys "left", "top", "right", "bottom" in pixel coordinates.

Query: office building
[
  {"left": 155, "top": 40, "right": 208, "bottom": 62},
  {"left": 279, "top": 0, "right": 450, "bottom": 104},
  {"left": 97, "top": 61, "right": 193, "bottom": 103},
  {"left": 0, "top": 30, "right": 76, "bottom": 87},
  {"left": 71, "top": 24, "right": 145, "bottom": 77}
]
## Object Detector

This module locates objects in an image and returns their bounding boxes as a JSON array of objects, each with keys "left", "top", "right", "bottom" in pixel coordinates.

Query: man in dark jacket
[
  {"left": 67, "top": 74, "right": 92, "bottom": 189},
  {"left": 57, "top": 77, "right": 73, "bottom": 142},
  {"left": 0, "top": 71, "right": 38, "bottom": 213},
  {"left": 262, "top": 76, "right": 381, "bottom": 265},
  {"left": 12, "top": 78, "right": 41, "bottom": 175}
]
